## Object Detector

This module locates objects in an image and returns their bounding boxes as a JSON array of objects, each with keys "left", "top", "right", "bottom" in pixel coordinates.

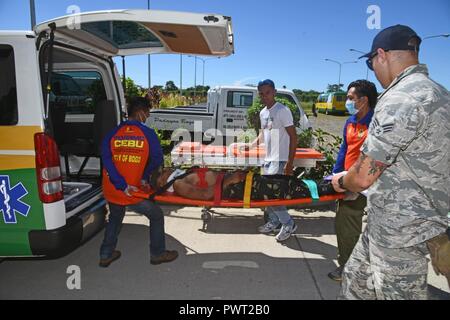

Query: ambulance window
[
  {"left": 227, "top": 91, "right": 254, "bottom": 108},
  {"left": 51, "top": 71, "right": 107, "bottom": 115},
  {"left": 0, "top": 45, "right": 18, "bottom": 125}
]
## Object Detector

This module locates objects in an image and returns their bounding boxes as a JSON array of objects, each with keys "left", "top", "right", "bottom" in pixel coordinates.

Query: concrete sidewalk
[{"left": 0, "top": 205, "right": 448, "bottom": 300}]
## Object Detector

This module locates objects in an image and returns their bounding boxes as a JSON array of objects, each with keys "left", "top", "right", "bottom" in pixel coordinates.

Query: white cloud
[{"left": 233, "top": 77, "right": 260, "bottom": 86}]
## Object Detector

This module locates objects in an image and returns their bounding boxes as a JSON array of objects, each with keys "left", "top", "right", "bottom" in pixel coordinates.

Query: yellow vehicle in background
[{"left": 315, "top": 92, "right": 347, "bottom": 115}]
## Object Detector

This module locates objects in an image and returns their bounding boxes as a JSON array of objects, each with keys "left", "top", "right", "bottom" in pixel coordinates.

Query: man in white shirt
[{"left": 246, "top": 79, "right": 298, "bottom": 242}]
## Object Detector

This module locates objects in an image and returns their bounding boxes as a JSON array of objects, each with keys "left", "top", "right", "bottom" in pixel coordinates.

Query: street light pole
[
  {"left": 196, "top": 57, "right": 206, "bottom": 87},
  {"left": 180, "top": 54, "right": 183, "bottom": 96},
  {"left": 350, "top": 49, "right": 369, "bottom": 80},
  {"left": 324, "top": 59, "right": 342, "bottom": 88},
  {"left": 423, "top": 34, "right": 450, "bottom": 40},
  {"left": 325, "top": 59, "right": 357, "bottom": 90},
  {"left": 194, "top": 56, "right": 197, "bottom": 98},
  {"left": 29, "top": 0, "right": 36, "bottom": 30}
]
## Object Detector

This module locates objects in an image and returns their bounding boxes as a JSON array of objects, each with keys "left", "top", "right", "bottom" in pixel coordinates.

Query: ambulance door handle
[{"left": 227, "top": 118, "right": 233, "bottom": 123}]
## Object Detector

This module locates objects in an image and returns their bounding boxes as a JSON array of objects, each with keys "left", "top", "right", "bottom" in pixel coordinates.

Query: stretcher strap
[
  {"left": 193, "top": 168, "right": 210, "bottom": 189},
  {"left": 302, "top": 180, "right": 319, "bottom": 200},
  {"left": 243, "top": 172, "right": 254, "bottom": 208},
  {"left": 214, "top": 172, "right": 225, "bottom": 206}
]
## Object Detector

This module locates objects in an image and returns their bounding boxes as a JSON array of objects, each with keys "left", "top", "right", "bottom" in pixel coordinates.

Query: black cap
[{"left": 360, "top": 25, "right": 422, "bottom": 58}]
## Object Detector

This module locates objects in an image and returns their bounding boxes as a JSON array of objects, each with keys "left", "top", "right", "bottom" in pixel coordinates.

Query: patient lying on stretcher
[{"left": 150, "top": 167, "right": 337, "bottom": 201}]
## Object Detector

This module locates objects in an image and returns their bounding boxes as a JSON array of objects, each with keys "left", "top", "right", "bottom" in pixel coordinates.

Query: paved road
[{"left": 1, "top": 205, "right": 448, "bottom": 300}]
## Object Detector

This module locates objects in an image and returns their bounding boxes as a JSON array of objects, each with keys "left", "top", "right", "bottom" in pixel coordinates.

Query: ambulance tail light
[{"left": 34, "top": 133, "right": 63, "bottom": 203}]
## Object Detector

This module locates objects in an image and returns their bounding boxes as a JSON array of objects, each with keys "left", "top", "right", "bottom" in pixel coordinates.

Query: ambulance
[{"left": 0, "top": 9, "right": 234, "bottom": 258}]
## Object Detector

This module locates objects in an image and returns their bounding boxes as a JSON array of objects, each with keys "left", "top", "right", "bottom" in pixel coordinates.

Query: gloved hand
[
  {"left": 124, "top": 185, "right": 139, "bottom": 197},
  {"left": 426, "top": 233, "right": 450, "bottom": 287}
]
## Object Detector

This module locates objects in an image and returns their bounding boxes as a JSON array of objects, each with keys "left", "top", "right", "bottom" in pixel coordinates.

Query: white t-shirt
[
  {"left": 166, "top": 169, "right": 186, "bottom": 193},
  {"left": 260, "top": 102, "right": 294, "bottom": 162}
]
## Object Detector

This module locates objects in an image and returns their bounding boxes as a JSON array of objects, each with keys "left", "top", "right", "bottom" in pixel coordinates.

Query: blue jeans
[
  {"left": 262, "top": 161, "right": 294, "bottom": 226},
  {"left": 100, "top": 200, "right": 166, "bottom": 259}
]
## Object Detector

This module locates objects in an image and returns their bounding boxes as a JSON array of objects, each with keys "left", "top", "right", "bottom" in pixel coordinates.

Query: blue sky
[{"left": 0, "top": 0, "right": 449, "bottom": 92}]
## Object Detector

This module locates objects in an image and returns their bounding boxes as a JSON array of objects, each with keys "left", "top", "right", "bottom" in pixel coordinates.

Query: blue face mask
[{"left": 345, "top": 100, "right": 359, "bottom": 115}]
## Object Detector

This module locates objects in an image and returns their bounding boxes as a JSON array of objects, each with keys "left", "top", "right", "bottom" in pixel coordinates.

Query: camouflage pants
[{"left": 338, "top": 227, "right": 429, "bottom": 300}]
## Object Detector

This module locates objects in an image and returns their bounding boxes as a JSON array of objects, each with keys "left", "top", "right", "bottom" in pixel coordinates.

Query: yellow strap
[{"left": 243, "top": 172, "right": 254, "bottom": 209}]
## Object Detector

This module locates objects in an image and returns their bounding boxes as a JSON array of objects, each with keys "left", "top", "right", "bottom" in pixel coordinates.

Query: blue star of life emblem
[{"left": 0, "top": 175, "right": 31, "bottom": 224}]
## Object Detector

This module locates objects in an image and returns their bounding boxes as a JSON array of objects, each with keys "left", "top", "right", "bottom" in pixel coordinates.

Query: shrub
[{"left": 247, "top": 97, "right": 300, "bottom": 134}]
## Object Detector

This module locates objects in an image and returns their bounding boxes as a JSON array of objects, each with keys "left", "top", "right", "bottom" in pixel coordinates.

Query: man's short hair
[
  {"left": 127, "top": 97, "right": 150, "bottom": 117},
  {"left": 347, "top": 80, "right": 378, "bottom": 110},
  {"left": 257, "top": 79, "right": 275, "bottom": 89}
]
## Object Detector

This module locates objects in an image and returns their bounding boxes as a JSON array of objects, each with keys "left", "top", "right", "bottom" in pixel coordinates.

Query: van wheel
[{"left": 325, "top": 108, "right": 329, "bottom": 115}]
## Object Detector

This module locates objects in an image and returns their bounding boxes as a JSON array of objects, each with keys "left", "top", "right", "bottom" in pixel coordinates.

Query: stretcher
[
  {"left": 132, "top": 169, "right": 344, "bottom": 226},
  {"left": 133, "top": 188, "right": 343, "bottom": 227},
  {"left": 171, "top": 142, "right": 324, "bottom": 168},
  {"left": 133, "top": 190, "right": 344, "bottom": 208}
]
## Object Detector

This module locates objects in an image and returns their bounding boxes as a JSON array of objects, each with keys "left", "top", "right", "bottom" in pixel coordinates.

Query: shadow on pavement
[{"left": 0, "top": 223, "right": 340, "bottom": 300}]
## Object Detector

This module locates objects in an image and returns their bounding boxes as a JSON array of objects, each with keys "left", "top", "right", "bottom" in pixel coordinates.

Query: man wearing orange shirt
[
  {"left": 328, "top": 80, "right": 378, "bottom": 281},
  {"left": 99, "top": 97, "right": 178, "bottom": 268}
]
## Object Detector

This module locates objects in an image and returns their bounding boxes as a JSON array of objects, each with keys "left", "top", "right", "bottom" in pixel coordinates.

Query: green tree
[
  {"left": 123, "top": 77, "right": 145, "bottom": 98},
  {"left": 326, "top": 84, "right": 344, "bottom": 93},
  {"left": 164, "top": 81, "right": 178, "bottom": 92}
]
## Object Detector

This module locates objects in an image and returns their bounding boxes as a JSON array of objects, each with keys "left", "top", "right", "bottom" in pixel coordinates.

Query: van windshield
[
  {"left": 51, "top": 71, "right": 107, "bottom": 115},
  {"left": 276, "top": 93, "right": 296, "bottom": 106}
]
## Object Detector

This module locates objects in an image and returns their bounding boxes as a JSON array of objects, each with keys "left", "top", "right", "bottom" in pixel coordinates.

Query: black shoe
[
  {"left": 150, "top": 250, "right": 178, "bottom": 265},
  {"left": 99, "top": 250, "right": 121, "bottom": 268},
  {"left": 328, "top": 266, "right": 344, "bottom": 282}
]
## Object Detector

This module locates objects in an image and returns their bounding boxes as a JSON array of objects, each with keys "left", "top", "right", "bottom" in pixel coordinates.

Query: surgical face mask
[{"left": 345, "top": 100, "right": 359, "bottom": 115}]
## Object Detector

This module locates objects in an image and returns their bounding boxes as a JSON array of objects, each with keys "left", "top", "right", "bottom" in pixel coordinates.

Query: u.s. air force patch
[{"left": 371, "top": 118, "right": 395, "bottom": 137}]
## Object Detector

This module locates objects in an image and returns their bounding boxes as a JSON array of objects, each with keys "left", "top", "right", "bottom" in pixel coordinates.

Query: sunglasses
[{"left": 366, "top": 49, "right": 389, "bottom": 71}]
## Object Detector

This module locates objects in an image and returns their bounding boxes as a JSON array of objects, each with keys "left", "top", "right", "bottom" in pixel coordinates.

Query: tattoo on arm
[
  {"left": 355, "top": 153, "right": 367, "bottom": 174},
  {"left": 369, "top": 159, "right": 388, "bottom": 176}
]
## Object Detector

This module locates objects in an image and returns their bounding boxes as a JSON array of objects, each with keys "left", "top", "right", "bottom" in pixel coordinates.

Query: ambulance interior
[{"left": 41, "top": 45, "right": 121, "bottom": 211}]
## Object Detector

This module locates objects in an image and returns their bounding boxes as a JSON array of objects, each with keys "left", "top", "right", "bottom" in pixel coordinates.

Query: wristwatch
[{"left": 338, "top": 175, "right": 347, "bottom": 191}]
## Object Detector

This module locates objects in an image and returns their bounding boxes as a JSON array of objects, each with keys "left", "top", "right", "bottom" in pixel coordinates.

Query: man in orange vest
[
  {"left": 328, "top": 80, "right": 377, "bottom": 281},
  {"left": 99, "top": 97, "right": 178, "bottom": 267}
]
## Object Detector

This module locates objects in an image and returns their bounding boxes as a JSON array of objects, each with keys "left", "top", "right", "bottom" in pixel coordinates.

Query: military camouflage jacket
[{"left": 362, "top": 64, "right": 450, "bottom": 248}]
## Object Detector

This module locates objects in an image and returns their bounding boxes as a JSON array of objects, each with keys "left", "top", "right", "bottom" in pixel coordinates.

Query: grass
[{"left": 301, "top": 101, "right": 314, "bottom": 115}]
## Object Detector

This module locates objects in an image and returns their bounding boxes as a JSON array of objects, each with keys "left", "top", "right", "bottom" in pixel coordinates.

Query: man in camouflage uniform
[{"left": 331, "top": 25, "right": 450, "bottom": 299}]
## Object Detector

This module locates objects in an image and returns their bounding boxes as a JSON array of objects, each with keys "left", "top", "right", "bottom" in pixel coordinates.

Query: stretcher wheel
[
  {"left": 263, "top": 210, "right": 270, "bottom": 223},
  {"left": 201, "top": 211, "right": 212, "bottom": 222}
]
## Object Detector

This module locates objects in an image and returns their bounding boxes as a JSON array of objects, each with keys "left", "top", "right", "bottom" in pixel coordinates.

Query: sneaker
[
  {"left": 275, "top": 223, "right": 298, "bottom": 242},
  {"left": 327, "top": 266, "right": 344, "bottom": 282},
  {"left": 150, "top": 250, "right": 179, "bottom": 265},
  {"left": 258, "top": 221, "right": 282, "bottom": 234},
  {"left": 99, "top": 250, "right": 121, "bottom": 268}
]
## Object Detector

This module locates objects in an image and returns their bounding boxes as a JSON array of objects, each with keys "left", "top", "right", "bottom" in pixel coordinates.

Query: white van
[
  {"left": 0, "top": 9, "right": 234, "bottom": 258},
  {"left": 148, "top": 85, "right": 311, "bottom": 143}
]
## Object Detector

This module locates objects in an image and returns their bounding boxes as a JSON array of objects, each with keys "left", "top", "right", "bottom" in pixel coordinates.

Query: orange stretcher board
[
  {"left": 132, "top": 190, "right": 344, "bottom": 208},
  {"left": 171, "top": 142, "right": 324, "bottom": 168}
]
